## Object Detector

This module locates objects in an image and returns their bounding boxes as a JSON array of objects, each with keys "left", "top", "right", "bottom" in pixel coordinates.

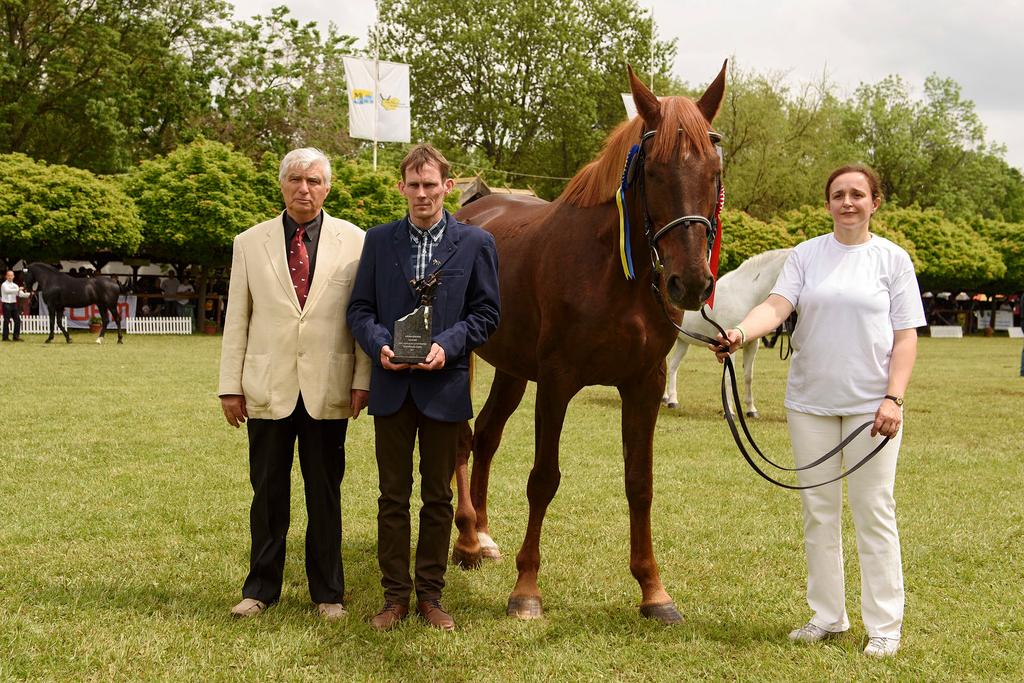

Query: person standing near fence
[
  {"left": 2, "top": 270, "right": 30, "bottom": 341},
  {"left": 218, "top": 147, "right": 371, "bottom": 621},
  {"left": 711, "top": 164, "right": 925, "bottom": 658}
]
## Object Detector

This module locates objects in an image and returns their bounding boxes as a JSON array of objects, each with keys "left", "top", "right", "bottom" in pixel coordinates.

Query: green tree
[
  {"left": 875, "top": 208, "right": 1005, "bottom": 291},
  {"left": 0, "top": 0, "right": 229, "bottom": 173},
  {"left": 125, "top": 139, "right": 273, "bottom": 325},
  {"left": 0, "top": 153, "right": 142, "bottom": 268},
  {"left": 972, "top": 218, "right": 1024, "bottom": 293},
  {"left": 849, "top": 75, "right": 1022, "bottom": 221},
  {"left": 717, "top": 209, "right": 798, "bottom": 273},
  {"left": 376, "top": 0, "right": 675, "bottom": 198},
  {"left": 715, "top": 64, "right": 863, "bottom": 220},
  {"left": 198, "top": 7, "right": 359, "bottom": 160}
]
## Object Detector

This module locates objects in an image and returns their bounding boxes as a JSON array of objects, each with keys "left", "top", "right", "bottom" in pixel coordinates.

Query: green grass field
[{"left": 1, "top": 332, "right": 1021, "bottom": 681}]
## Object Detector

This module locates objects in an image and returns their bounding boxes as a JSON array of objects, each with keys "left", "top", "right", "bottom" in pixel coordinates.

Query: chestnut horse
[{"left": 452, "top": 64, "right": 727, "bottom": 623}]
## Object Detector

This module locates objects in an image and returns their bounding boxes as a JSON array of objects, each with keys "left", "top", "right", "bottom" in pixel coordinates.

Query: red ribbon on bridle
[{"left": 706, "top": 182, "right": 725, "bottom": 308}]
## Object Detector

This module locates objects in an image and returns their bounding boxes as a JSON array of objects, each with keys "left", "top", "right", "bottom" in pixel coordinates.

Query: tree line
[{"left": 1, "top": 0, "right": 1021, "bottom": 298}]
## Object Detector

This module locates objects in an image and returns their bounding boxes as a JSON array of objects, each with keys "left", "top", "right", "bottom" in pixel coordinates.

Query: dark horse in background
[
  {"left": 23, "top": 262, "right": 124, "bottom": 343},
  {"left": 450, "top": 64, "right": 728, "bottom": 624}
]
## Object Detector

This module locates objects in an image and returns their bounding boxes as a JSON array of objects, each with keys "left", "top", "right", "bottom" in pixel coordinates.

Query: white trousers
[{"left": 786, "top": 410, "right": 904, "bottom": 639}]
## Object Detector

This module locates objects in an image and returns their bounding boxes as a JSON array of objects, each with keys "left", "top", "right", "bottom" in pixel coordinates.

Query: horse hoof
[
  {"left": 478, "top": 532, "right": 502, "bottom": 561},
  {"left": 451, "top": 545, "right": 483, "bottom": 570},
  {"left": 95, "top": 337, "right": 103, "bottom": 344},
  {"left": 117, "top": 338, "right": 124, "bottom": 344},
  {"left": 45, "top": 339, "right": 52, "bottom": 344},
  {"left": 639, "top": 601, "right": 683, "bottom": 625},
  {"left": 667, "top": 402, "right": 678, "bottom": 409},
  {"left": 745, "top": 410, "right": 759, "bottom": 419},
  {"left": 507, "top": 595, "right": 543, "bottom": 620}
]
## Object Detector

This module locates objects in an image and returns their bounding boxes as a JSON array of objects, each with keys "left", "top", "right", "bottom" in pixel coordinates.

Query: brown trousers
[{"left": 374, "top": 396, "right": 459, "bottom": 604}]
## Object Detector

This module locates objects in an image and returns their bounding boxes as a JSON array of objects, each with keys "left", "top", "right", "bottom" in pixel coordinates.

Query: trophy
[{"left": 391, "top": 271, "right": 441, "bottom": 364}]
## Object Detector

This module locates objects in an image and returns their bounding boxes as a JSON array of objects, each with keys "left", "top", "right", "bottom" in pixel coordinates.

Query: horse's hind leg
[
  {"left": 507, "top": 372, "right": 577, "bottom": 620},
  {"left": 619, "top": 372, "right": 682, "bottom": 625},
  {"left": 57, "top": 312, "right": 71, "bottom": 343},
  {"left": 661, "top": 339, "right": 689, "bottom": 409},
  {"left": 95, "top": 305, "right": 108, "bottom": 344},
  {"left": 452, "top": 369, "right": 528, "bottom": 569},
  {"left": 741, "top": 342, "right": 759, "bottom": 417}
]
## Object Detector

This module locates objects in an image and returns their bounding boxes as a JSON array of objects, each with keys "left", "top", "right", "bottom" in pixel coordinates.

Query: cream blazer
[{"left": 218, "top": 212, "right": 371, "bottom": 420}]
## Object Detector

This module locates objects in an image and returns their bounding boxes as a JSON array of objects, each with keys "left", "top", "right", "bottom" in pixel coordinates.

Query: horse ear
[
  {"left": 628, "top": 65, "right": 661, "bottom": 126},
  {"left": 696, "top": 59, "right": 728, "bottom": 124}
]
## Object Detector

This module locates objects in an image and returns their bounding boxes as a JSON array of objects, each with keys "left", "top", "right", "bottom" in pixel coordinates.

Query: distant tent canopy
[{"left": 452, "top": 176, "right": 537, "bottom": 207}]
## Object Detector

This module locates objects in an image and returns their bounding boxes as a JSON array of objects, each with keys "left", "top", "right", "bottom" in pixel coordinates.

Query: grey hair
[{"left": 279, "top": 147, "right": 332, "bottom": 187}]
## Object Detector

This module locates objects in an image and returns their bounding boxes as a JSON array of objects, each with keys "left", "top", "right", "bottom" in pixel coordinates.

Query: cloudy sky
[{"left": 232, "top": 0, "right": 1024, "bottom": 170}]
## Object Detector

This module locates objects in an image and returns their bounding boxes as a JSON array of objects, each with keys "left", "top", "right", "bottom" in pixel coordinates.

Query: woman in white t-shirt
[{"left": 712, "top": 164, "right": 925, "bottom": 658}]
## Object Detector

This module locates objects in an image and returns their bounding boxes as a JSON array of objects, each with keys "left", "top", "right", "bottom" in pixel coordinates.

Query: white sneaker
[
  {"left": 864, "top": 636, "right": 900, "bottom": 657},
  {"left": 788, "top": 621, "right": 845, "bottom": 643}
]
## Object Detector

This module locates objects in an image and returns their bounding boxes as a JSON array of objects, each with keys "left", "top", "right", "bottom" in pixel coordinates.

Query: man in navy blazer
[{"left": 347, "top": 144, "right": 500, "bottom": 631}]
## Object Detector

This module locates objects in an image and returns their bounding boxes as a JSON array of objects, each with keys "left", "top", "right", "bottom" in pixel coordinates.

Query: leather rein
[{"left": 628, "top": 127, "right": 892, "bottom": 490}]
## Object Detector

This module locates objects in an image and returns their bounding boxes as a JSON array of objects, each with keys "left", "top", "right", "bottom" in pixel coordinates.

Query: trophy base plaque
[{"left": 392, "top": 304, "right": 433, "bottom": 364}]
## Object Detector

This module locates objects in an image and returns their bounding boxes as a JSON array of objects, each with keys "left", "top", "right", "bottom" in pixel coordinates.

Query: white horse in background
[{"left": 662, "top": 248, "right": 793, "bottom": 417}]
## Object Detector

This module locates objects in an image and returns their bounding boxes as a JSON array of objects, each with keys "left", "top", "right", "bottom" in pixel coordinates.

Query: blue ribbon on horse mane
[{"left": 616, "top": 143, "right": 641, "bottom": 280}]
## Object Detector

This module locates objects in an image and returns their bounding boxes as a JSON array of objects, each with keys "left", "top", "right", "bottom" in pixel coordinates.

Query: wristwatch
[{"left": 884, "top": 394, "right": 904, "bottom": 406}]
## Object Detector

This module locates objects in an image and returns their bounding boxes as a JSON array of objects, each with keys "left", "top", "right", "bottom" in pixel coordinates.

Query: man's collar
[
  {"left": 408, "top": 211, "right": 447, "bottom": 242},
  {"left": 283, "top": 210, "right": 323, "bottom": 232}
]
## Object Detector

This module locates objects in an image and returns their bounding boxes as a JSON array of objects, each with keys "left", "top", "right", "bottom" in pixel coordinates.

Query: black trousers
[
  {"left": 242, "top": 395, "right": 347, "bottom": 604},
  {"left": 2, "top": 302, "right": 20, "bottom": 339},
  {"left": 374, "top": 396, "right": 459, "bottom": 604}
]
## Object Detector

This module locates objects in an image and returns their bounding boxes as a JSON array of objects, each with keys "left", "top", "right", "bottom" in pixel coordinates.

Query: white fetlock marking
[
  {"left": 477, "top": 532, "right": 498, "bottom": 551},
  {"left": 96, "top": 337, "right": 103, "bottom": 344}
]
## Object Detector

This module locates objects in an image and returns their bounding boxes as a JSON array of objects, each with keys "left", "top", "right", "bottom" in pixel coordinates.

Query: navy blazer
[{"left": 347, "top": 212, "right": 500, "bottom": 422}]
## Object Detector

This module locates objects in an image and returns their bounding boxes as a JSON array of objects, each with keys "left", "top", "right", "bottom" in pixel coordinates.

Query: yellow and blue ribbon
[{"left": 617, "top": 144, "right": 641, "bottom": 280}]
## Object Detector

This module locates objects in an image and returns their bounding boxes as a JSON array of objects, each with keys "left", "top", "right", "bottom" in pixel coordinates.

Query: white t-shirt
[{"left": 770, "top": 233, "right": 926, "bottom": 416}]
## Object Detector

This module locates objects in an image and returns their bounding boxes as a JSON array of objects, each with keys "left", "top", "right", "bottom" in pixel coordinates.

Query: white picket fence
[
  {"left": 19, "top": 315, "right": 66, "bottom": 334},
  {"left": 18, "top": 315, "right": 193, "bottom": 335},
  {"left": 126, "top": 317, "right": 193, "bottom": 335}
]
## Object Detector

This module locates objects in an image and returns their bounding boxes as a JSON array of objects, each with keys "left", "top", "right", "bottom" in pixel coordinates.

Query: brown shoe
[
  {"left": 417, "top": 599, "right": 455, "bottom": 631},
  {"left": 230, "top": 597, "right": 268, "bottom": 619},
  {"left": 370, "top": 600, "right": 409, "bottom": 631},
  {"left": 317, "top": 602, "right": 348, "bottom": 621}
]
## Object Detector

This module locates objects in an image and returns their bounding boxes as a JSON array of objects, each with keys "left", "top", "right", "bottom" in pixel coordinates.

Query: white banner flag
[
  {"left": 343, "top": 56, "right": 411, "bottom": 143},
  {"left": 621, "top": 94, "right": 665, "bottom": 120}
]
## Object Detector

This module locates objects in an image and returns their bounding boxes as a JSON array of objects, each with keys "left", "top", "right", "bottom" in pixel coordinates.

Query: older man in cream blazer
[{"left": 219, "top": 148, "right": 370, "bottom": 621}]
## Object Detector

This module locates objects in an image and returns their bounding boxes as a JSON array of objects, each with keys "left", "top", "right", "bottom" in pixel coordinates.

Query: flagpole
[
  {"left": 372, "top": 0, "right": 380, "bottom": 170},
  {"left": 650, "top": 4, "right": 655, "bottom": 91}
]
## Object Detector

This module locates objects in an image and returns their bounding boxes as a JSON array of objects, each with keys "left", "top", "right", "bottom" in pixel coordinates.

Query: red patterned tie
[{"left": 289, "top": 225, "right": 310, "bottom": 308}]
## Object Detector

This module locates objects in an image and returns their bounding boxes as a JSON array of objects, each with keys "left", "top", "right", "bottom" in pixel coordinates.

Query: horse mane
[
  {"left": 731, "top": 248, "right": 792, "bottom": 275},
  {"left": 559, "top": 97, "right": 716, "bottom": 209},
  {"left": 29, "top": 262, "right": 59, "bottom": 273}
]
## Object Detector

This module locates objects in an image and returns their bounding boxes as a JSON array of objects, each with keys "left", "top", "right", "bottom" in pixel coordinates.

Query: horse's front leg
[
  {"left": 45, "top": 308, "right": 55, "bottom": 343},
  {"left": 619, "top": 371, "right": 682, "bottom": 625},
  {"left": 507, "top": 371, "right": 577, "bottom": 620}
]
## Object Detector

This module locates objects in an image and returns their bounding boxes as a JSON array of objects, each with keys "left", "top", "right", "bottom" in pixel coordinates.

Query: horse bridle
[
  {"left": 628, "top": 129, "right": 892, "bottom": 490},
  {"left": 627, "top": 128, "right": 723, "bottom": 282}
]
